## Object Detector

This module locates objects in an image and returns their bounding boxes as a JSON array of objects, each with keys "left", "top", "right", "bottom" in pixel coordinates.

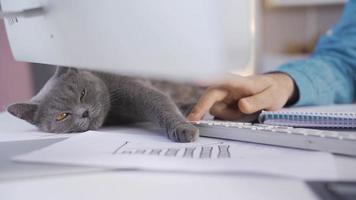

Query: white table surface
[{"left": 0, "top": 112, "right": 355, "bottom": 200}]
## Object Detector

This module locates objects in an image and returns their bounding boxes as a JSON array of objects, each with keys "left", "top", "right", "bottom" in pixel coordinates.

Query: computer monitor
[{"left": 1, "top": 0, "right": 256, "bottom": 81}]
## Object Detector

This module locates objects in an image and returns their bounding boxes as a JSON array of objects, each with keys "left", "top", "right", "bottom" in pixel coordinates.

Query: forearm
[{"left": 276, "top": 56, "right": 355, "bottom": 106}]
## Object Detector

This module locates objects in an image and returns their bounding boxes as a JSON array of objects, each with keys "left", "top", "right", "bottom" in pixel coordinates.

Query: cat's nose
[{"left": 81, "top": 110, "right": 89, "bottom": 118}]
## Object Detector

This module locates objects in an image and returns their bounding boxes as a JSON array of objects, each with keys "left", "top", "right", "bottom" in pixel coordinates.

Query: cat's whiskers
[
  {"left": 92, "top": 98, "right": 111, "bottom": 111},
  {"left": 108, "top": 92, "right": 122, "bottom": 102},
  {"left": 91, "top": 103, "right": 102, "bottom": 116},
  {"left": 97, "top": 97, "right": 116, "bottom": 109}
]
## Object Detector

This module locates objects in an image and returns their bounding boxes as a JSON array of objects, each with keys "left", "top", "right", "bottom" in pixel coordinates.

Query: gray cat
[{"left": 7, "top": 67, "right": 204, "bottom": 142}]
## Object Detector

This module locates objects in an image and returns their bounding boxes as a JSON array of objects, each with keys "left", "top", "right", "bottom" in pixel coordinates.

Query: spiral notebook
[{"left": 259, "top": 105, "right": 356, "bottom": 128}]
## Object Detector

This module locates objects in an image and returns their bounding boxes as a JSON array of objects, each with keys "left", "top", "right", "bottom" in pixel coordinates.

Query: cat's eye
[
  {"left": 80, "top": 89, "right": 86, "bottom": 101},
  {"left": 56, "top": 112, "right": 70, "bottom": 121}
]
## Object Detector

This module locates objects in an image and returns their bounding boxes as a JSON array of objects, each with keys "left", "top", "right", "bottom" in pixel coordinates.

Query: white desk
[{"left": 0, "top": 112, "right": 355, "bottom": 200}]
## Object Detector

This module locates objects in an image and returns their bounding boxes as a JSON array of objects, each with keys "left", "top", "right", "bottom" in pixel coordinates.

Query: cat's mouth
[
  {"left": 77, "top": 119, "right": 91, "bottom": 132},
  {"left": 73, "top": 110, "right": 104, "bottom": 132}
]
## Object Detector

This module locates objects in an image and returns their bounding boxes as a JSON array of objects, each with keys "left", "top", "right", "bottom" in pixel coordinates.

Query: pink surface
[{"left": 0, "top": 20, "right": 33, "bottom": 111}]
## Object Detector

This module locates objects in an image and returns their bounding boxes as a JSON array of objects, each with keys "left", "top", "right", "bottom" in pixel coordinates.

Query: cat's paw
[{"left": 168, "top": 122, "right": 199, "bottom": 143}]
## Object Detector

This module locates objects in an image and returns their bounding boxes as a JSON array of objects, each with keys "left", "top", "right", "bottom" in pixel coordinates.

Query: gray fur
[{"left": 7, "top": 66, "right": 204, "bottom": 142}]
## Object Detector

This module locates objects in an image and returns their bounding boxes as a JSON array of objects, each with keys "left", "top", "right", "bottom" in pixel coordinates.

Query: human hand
[{"left": 187, "top": 73, "right": 297, "bottom": 121}]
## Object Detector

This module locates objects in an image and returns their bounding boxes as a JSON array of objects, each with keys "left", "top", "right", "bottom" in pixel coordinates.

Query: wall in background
[
  {"left": 262, "top": 4, "right": 343, "bottom": 54},
  {"left": 0, "top": 20, "right": 33, "bottom": 111},
  {"left": 30, "top": 64, "right": 55, "bottom": 94},
  {"left": 260, "top": 2, "right": 344, "bottom": 71}
]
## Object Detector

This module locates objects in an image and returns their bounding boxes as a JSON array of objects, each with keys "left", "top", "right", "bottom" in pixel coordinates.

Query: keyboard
[{"left": 192, "top": 120, "right": 356, "bottom": 156}]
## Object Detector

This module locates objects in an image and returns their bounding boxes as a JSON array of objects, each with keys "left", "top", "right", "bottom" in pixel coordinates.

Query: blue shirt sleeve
[{"left": 276, "top": 0, "right": 356, "bottom": 106}]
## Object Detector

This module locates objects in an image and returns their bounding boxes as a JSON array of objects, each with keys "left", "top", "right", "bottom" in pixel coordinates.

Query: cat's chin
[{"left": 88, "top": 118, "right": 104, "bottom": 130}]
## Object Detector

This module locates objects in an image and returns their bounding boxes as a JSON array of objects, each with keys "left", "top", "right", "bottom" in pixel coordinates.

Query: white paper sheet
[
  {"left": 0, "top": 112, "right": 71, "bottom": 142},
  {"left": 14, "top": 129, "right": 337, "bottom": 180},
  {"left": 0, "top": 130, "right": 72, "bottom": 142}
]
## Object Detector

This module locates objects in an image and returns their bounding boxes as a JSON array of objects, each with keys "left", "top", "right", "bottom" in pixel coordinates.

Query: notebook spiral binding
[{"left": 259, "top": 111, "right": 356, "bottom": 128}]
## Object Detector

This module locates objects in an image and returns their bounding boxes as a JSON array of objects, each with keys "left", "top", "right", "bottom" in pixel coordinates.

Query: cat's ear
[
  {"left": 54, "top": 66, "right": 79, "bottom": 78},
  {"left": 7, "top": 103, "right": 38, "bottom": 124}
]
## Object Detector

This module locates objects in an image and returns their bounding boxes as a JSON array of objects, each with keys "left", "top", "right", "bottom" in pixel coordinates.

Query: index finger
[{"left": 187, "top": 88, "right": 228, "bottom": 121}]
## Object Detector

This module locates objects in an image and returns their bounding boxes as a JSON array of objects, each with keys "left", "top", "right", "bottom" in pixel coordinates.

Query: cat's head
[{"left": 7, "top": 67, "right": 110, "bottom": 133}]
